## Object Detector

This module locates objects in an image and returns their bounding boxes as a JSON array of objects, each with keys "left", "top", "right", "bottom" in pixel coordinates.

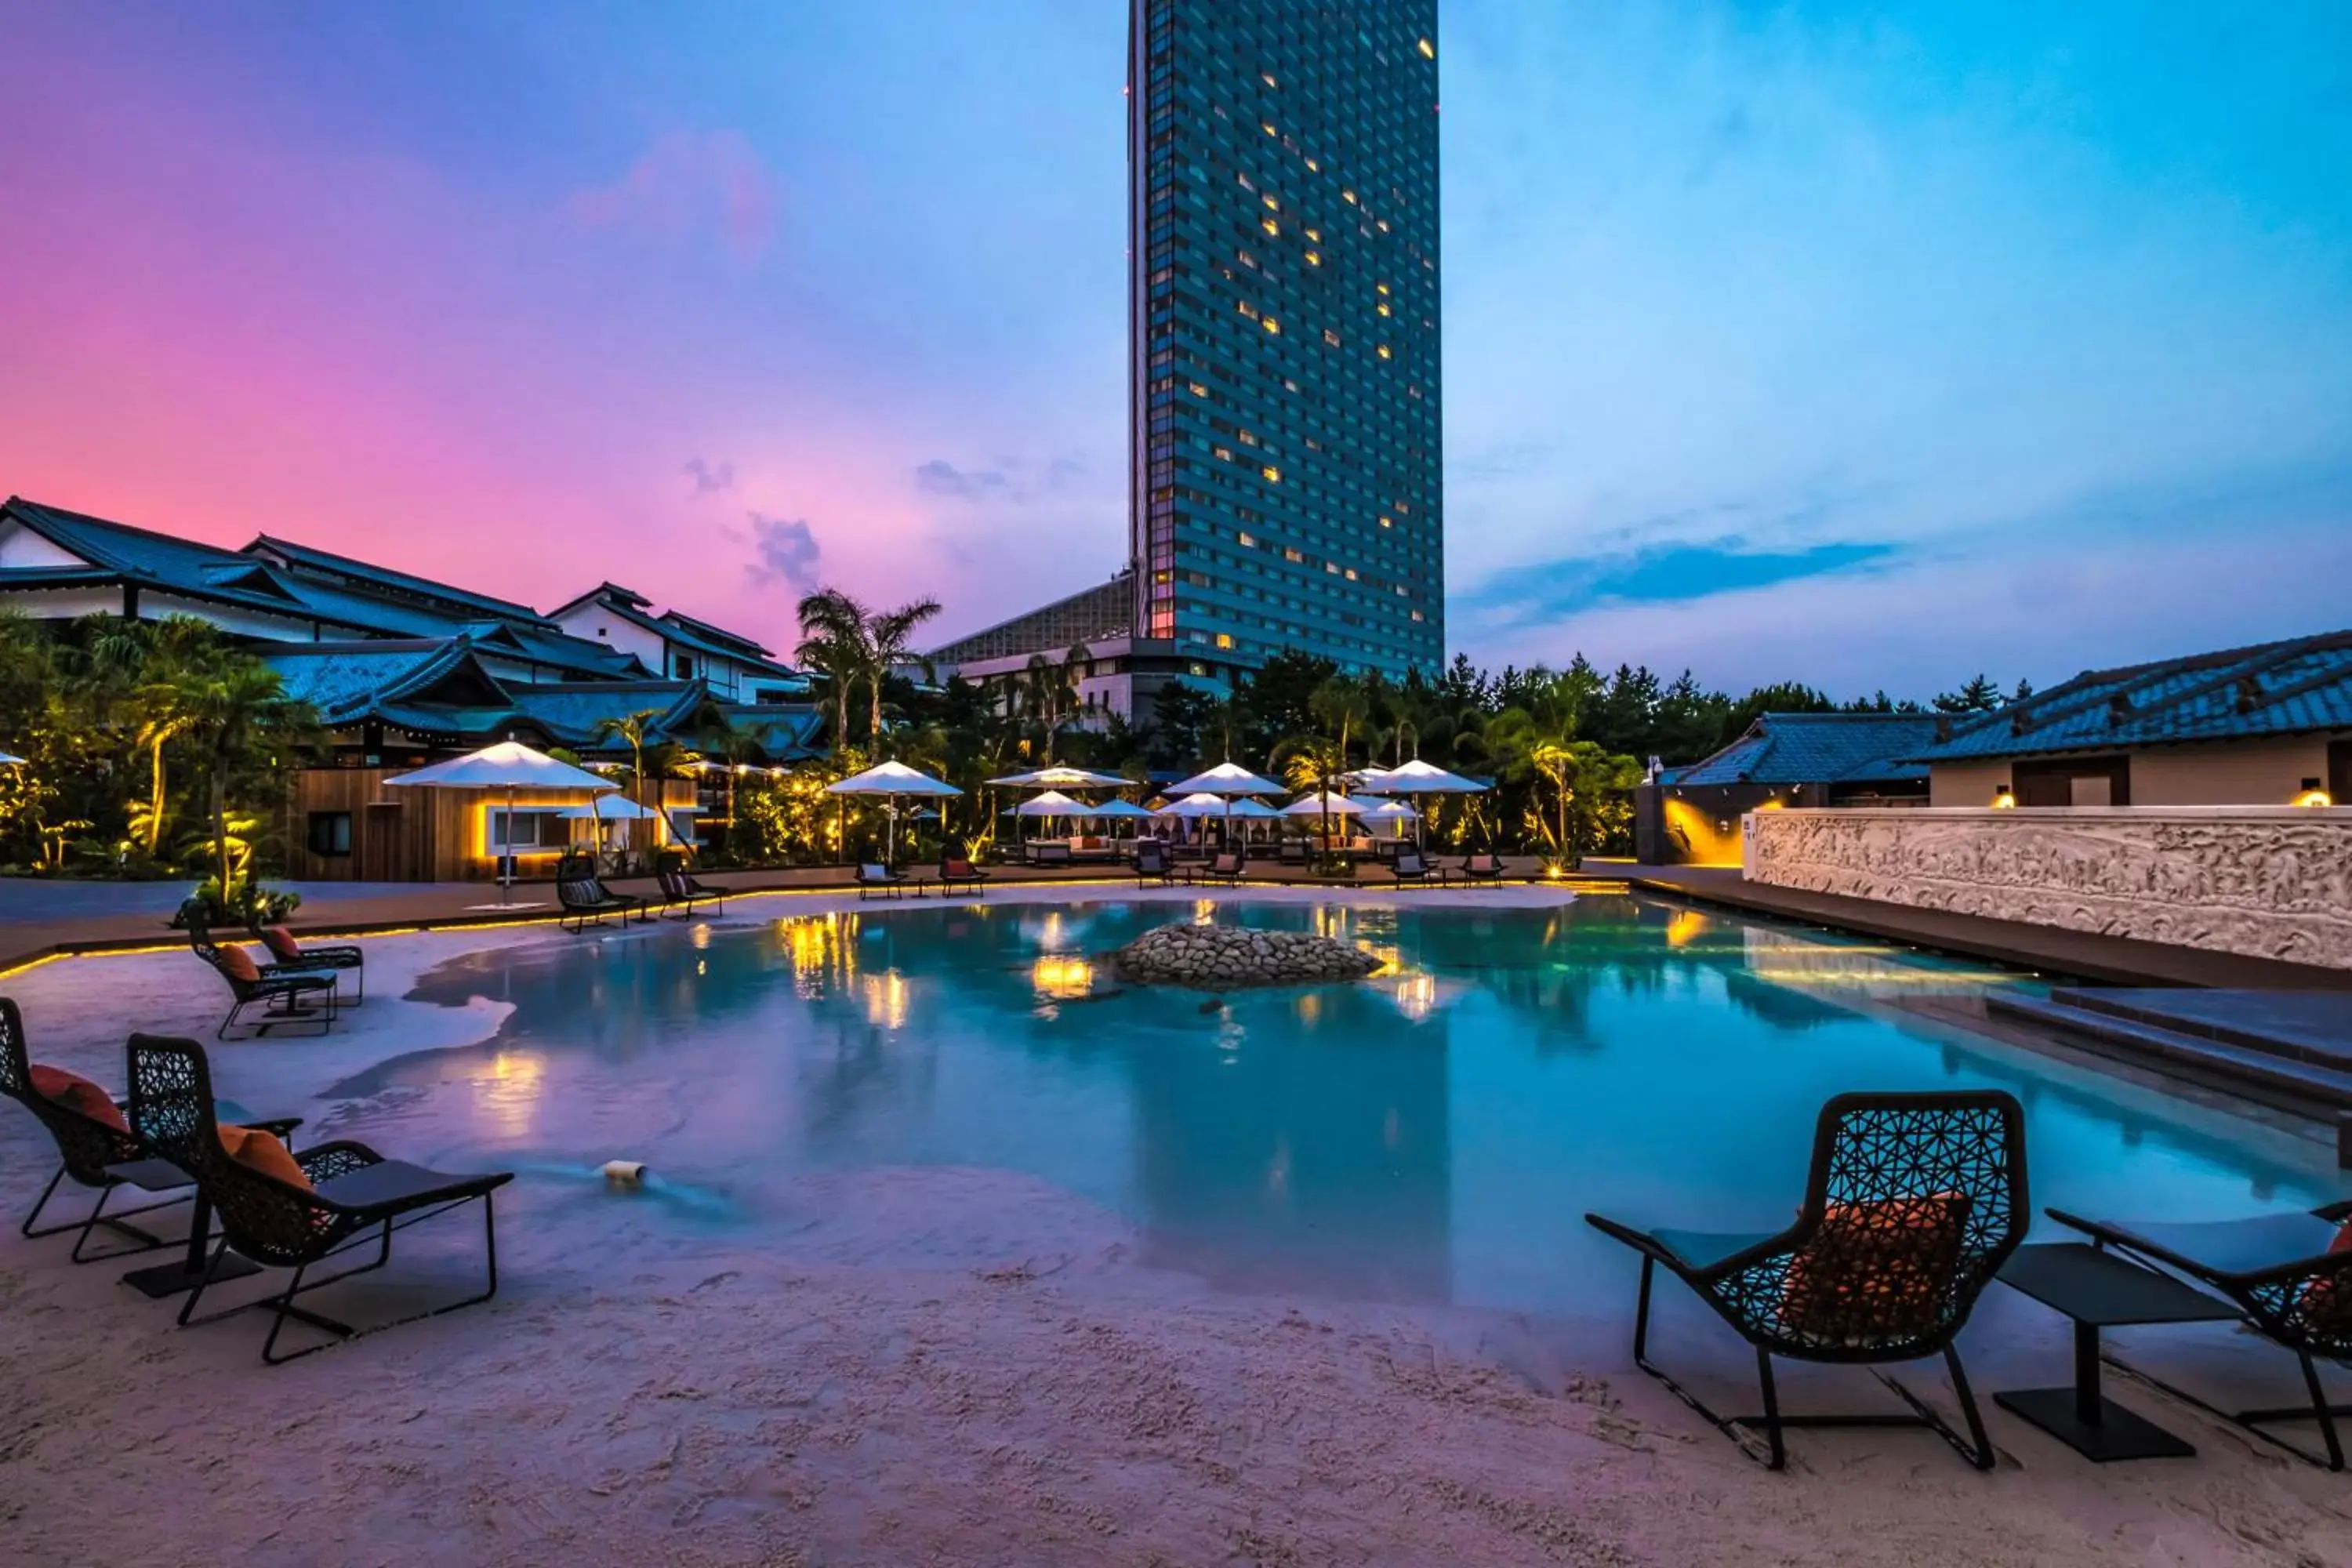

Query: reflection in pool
[{"left": 360, "top": 896, "right": 2349, "bottom": 1313}]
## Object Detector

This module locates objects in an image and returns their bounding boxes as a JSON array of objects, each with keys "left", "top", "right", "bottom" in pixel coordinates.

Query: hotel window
[
  {"left": 488, "top": 809, "right": 569, "bottom": 852},
  {"left": 305, "top": 811, "right": 354, "bottom": 858},
  {"left": 1261, "top": 466, "right": 1281, "bottom": 483},
  {"left": 1215, "top": 633, "right": 1234, "bottom": 649}
]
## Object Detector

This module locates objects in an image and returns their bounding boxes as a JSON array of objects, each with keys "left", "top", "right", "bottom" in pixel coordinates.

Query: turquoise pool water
[{"left": 375, "top": 895, "right": 2349, "bottom": 1312}]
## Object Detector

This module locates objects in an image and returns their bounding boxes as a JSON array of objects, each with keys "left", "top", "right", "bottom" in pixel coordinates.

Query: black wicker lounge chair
[
  {"left": 1391, "top": 848, "right": 1447, "bottom": 887},
  {"left": 1133, "top": 842, "right": 1176, "bottom": 887},
  {"left": 556, "top": 854, "right": 651, "bottom": 932},
  {"left": 0, "top": 998, "right": 301, "bottom": 1265},
  {"left": 1585, "top": 1090, "right": 2027, "bottom": 1471},
  {"left": 654, "top": 860, "right": 729, "bottom": 918},
  {"left": 856, "top": 862, "right": 906, "bottom": 901},
  {"left": 1461, "top": 852, "right": 1506, "bottom": 883},
  {"left": 183, "top": 901, "right": 337, "bottom": 1040},
  {"left": 248, "top": 918, "right": 366, "bottom": 1004},
  {"left": 2049, "top": 1203, "right": 2352, "bottom": 1469},
  {"left": 1191, "top": 851, "right": 1246, "bottom": 887},
  {"left": 1278, "top": 837, "right": 1308, "bottom": 866},
  {"left": 939, "top": 855, "right": 990, "bottom": 896},
  {"left": 127, "top": 1034, "right": 513, "bottom": 1363}
]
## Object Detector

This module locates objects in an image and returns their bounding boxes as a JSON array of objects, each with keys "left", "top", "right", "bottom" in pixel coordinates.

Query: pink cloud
[{"left": 567, "top": 130, "right": 779, "bottom": 263}]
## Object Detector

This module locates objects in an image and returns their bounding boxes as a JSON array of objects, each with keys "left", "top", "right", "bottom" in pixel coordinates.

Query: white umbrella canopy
[
  {"left": 557, "top": 798, "right": 659, "bottom": 819},
  {"left": 1223, "top": 798, "right": 1283, "bottom": 819},
  {"left": 383, "top": 741, "right": 620, "bottom": 909},
  {"left": 1083, "top": 799, "right": 1156, "bottom": 820},
  {"left": 1166, "top": 761, "right": 1284, "bottom": 797},
  {"left": 1014, "top": 789, "right": 1087, "bottom": 818},
  {"left": 1283, "top": 793, "right": 1369, "bottom": 817},
  {"left": 0, "top": 750, "right": 23, "bottom": 766},
  {"left": 826, "top": 760, "right": 962, "bottom": 862},
  {"left": 986, "top": 765, "right": 1130, "bottom": 789},
  {"left": 1156, "top": 791, "right": 1235, "bottom": 818},
  {"left": 1353, "top": 758, "right": 1487, "bottom": 795},
  {"left": 1363, "top": 799, "right": 1421, "bottom": 821}
]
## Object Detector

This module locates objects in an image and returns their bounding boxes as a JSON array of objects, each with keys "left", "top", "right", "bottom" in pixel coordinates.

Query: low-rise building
[
  {"left": 1634, "top": 712, "right": 1940, "bottom": 866},
  {"left": 1911, "top": 629, "right": 2352, "bottom": 808}
]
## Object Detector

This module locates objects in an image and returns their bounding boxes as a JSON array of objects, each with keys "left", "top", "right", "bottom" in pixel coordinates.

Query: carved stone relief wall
[{"left": 1744, "top": 808, "right": 2352, "bottom": 970}]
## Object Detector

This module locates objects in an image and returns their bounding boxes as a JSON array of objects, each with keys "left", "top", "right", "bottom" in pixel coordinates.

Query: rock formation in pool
[{"left": 1109, "top": 924, "right": 1383, "bottom": 989}]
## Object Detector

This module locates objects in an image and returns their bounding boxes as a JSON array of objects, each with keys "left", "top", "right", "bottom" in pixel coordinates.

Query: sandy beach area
[{"left": 3, "top": 898, "right": 2350, "bottom": 1567}]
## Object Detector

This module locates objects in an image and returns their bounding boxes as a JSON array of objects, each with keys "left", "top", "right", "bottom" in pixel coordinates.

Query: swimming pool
[{"left": 361, "top": 895, "right": 2348, "bottom": 1314}]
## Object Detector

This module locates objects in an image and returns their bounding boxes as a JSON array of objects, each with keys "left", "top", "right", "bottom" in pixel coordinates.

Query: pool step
[
  {"left": 1987, "top": 993, "right": 2352, "bottom": 1116},
  {"left": 2048, "top": 988, "right": 2352, "bottom": 1073}
]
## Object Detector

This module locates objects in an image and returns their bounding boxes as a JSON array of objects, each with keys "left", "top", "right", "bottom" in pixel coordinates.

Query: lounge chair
[
  {"left": 1190, "top": 852, "right": 1246, "bottom": 887},
  {"left": 1133, "top": 842, "right": 1177, "bottom": 887},
  {"left": 1585, "top": 1090, "right": 2027, "bottom": 1471},
  {"left": 556, "top": 855, "right": 651, "bottom": 933},
  {"left": 1461, "top": 852, "right": 1507, "bottom": 883},
  {"left": 856, "top": 862, "right": 906, "bottom": 901},
  {"left": 939, "top": 856, "right": 990, "bottom": 896},
  {"left": 2049, "top": 1203, "right": 2352, "bottom": 1469},
  {"left": 127, "top": 1033, "right": 512, "bottom": 1364},
  {"left": 1025, "top": 842, "right": 1073, "bottom": 869},
  {"left": 0, "top": 997, "right": 299, "bottom": 1263},
  {"left": 1278, "top": 837, "right": 1308, "bottom": 866},
  {"left": 183, "top": 902, "right": 337, "bottom": 1040},
  {"left": 1390, "top": 848, "right": 1448, "bottom": 887},
  {"left": 247, "top": 917, "right": 366, "bottom": 1004},
  {"left": 655, "top": 861, "right": 730, "bottom": 918}
]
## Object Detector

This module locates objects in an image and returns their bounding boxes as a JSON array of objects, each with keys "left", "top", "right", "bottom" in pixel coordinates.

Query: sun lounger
[
  {"left": 856, "top": 862, "right": 907, "bottom": 901},
  {"left": 128, "top": 1034, "right": 511, "bottom": 1363},
  {"left": 248, "top": 918, "right": 366, "bottom": 1004},
  {"left": 1133, "top": 842, "right": 1177, "bottom": 887},
  {"left": 655, "top": 862, "right": 730, "bottom": 918},
  {"left": 0, "top": 998, "right": 298, "bottom": 1262},
  {"left": 1390, "top": 849, "right": 1447, "bottom": 887},
  {"left": 1585, "top": 1090, "right": 2027, "bottom": 1470},
  {"left": 183, "top": 900, "right": 337, "bottom": 1039},
  {"left": 939, "top": 856, "right": 991, "bottom": 896},
  {"left": 2049, "top": 1203, "right": 2352, "bottom": 1468},
  {"left": 1189, "top": 852, "right": 1246, "bottom": 887},
  {"left": 556, "top": 855, "right": 652, "bottom": 932},
  {"left": 1461, "top": 853, "right": 1506, "bottom": 883}
]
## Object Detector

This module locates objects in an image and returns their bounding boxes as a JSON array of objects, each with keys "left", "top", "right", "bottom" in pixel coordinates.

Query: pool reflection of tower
[{"left": 1125, "top": 978, "right": 1454, "bottom": 1304}]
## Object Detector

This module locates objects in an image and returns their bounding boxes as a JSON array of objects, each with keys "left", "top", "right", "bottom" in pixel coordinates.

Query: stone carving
[
  {"left": 1745, "top": 808, "right": 2352, "bottom": 971},
  {"left": 1111, "top": 924, "right": 1384, "bottom": 988}
]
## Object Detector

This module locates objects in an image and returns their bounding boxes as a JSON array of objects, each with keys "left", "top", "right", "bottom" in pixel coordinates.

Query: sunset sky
[{"left": 4, "top": 2, "right": 2347, "bottom": 697}]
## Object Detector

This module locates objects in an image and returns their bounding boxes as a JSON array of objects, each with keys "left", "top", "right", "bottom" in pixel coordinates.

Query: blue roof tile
[{"left": 1670, "top": 713, "right": 1940, "bottom": 786}]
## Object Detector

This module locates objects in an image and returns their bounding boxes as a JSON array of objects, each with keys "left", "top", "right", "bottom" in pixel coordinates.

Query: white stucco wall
[
  {"left": 1745, "top": 806, "right": 2352, "bottom": 970},
  {"left": 2130, "top": 737, "right": 2336, "bottom": 806}
]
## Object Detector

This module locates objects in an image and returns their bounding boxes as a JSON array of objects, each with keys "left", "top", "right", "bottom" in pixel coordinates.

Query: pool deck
[{"left": 1623, "top": 864, "right": 2352, "bottom": 992}]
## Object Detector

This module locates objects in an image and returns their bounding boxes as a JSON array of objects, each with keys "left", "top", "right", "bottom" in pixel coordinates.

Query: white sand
[{"left": 4, "top": 891, "right": 2351, "bottom": 1567}]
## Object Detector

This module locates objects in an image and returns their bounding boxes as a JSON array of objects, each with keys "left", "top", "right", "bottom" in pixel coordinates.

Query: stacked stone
[{"left": 1109, "top": 924, "right": 1381, "bottom": 989}]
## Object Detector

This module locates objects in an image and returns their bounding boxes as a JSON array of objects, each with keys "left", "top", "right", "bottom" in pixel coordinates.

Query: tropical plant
[{"left": 863, "top": 597, "right": 943, "bottom": 741}]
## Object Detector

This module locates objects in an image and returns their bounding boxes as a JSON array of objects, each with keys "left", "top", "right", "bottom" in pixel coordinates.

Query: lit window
[
  {"left": 1342, "top": 189, "right": 1357, "bottom": 204},
  {"left": 1215, "top": 633, "right": 1234, "bottom": 649},
  {"left": 1261, "top": 72, "right": 1277, "bottom": 88},
  {"left": 1417, "top": 37, "right": 1435, "bottom": 58},
  {"left": 1377, "top": 219, "right": 1390, "bottom": 233},
  {"left": 1238, "top": 429, "right": 1258, "bottom": 445},
  {"left": 1377, "top": 303, "right": 1392, "bottom": 317},
  {"left": 1262, "top": 122, "right": 1277, "bottom": 137},
  {"left": 1305, "top": 158, "right": 1319, "bottom": 172},
  {"left": 1237, "top": 299, "right": 1258, "bottom": 318},
  {"left": 1263, "top": 193, "right": 1279, "bottom": 210},
  {"left": 1188, "top": 381, "right": 1208, "bottom": 397},
  {"left": 1325, "top": 561, "right": 1341, "bottom": 575},
  {"left": 1379, "top": 516, "right": 1392, "bottom": 527},
  {"left": 1262, "top": 466, "right": 1282, "bottom": 483},
  {"left": 1306, "top": 227, "right": 1321, "bottom": 241},
  {"left": 1262, "top": 318, "right": 1280, "bottom": 334},
  {"left": 1283, "top": 547, "right": 1304, "bottom": 562},
  {"left": 1213, "top": 445, "right": 1233, "bottom": 462},
  {"left": 1344, "top": 568, "right": 1358, "bottom": 581},
  {"left": 1410, "top": 609, "right": 1425, "bottom": 622},
  {"left": 1237, "top": 532, "right": 1257, "bottom": 547},
  {"left": 1323, "top": 328, "right": 1341, "bottom": 347},
  {"left": 1305, "top": 250, "right": 1321, "bottom": 266},
  {"left": 1377, "top": 282, "right": 1390, "bottom": 295},
  {"left": 1262, "top": 217, "right": 1279, "bottom": 236},
  {"left": 1377, "top": 345, "right": 1392, "bottom": 359}
]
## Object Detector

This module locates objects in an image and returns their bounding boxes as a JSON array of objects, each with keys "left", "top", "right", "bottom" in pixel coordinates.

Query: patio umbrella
[
  {"left": 825, "top": 760, "right": 961, "bottom": 863},
  {"left": 0, "top": 750, "right": 22, "bottom": 766},
  {"left": 986, "top": 766, "right": 1131, "bottom": 789},
  {"left": 1156, "top": 791, "right": 1234, "bottom": 818},
  {"left": 1354, "top": 758, "right": 1489, "bottom": 847},
  {"left": 1166, "top": 761, "right": 1283, "bottom": 848},
  {"left": 1014, "top": 789, "right": 1087, "bottom": 818},
  {"left": 384, "top": 739, "right": 618, "bottom": 909},
  {"left": 1362, "top": 798, "right": 1420, "bottom": 840}
]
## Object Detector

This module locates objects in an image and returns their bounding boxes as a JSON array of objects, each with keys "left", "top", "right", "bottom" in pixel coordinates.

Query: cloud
[
  {"left": 1465, "top": 535, "right": 1898, "bottom": 626},
  {"left": 742, "top": 513, "right": 822, "bottom": 597},
  {"left": 568, "top": 130, "right": 779, "bottom": 262},
  {"left": 683, "top": 456, "right": 735, "bottom": 495},
  {"left": 914, "top": 458, "right": 1009, "bottom": 499}
]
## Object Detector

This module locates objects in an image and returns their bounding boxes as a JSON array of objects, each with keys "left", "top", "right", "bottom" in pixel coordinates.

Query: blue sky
[{"left": 2, "top": 2, "right": 2347, "bottom": 698}]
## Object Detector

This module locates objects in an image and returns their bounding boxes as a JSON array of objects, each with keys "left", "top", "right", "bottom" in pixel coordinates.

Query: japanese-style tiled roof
[
  {"left": 506, "top": 681, "right": 711, "bottom": 748},
  {"left": 1906, "top": 628, "right": 2352, "bottom": 762},
  {"left": 1663, "top": 712, "right": 1941, "bottom": 787},
  {"left": 717, "top": 704, "right": 828, "bottom": 762},
  {"left": 2, "top": 498, "right": 313, "bottom": 619},
  {"left": 658, "top": 606, "right": 775, "bottom": 659},
  {"left": 596, "top": 593, "right": 800, "bottom": 679},
  {"left": 245, "top": 533, "right": 556, "bottom": 626}
]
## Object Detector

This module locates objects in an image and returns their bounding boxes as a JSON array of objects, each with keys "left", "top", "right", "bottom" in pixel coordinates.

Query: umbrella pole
[{"left": 502, "top": 782, "right": 515, "bottom": 906}]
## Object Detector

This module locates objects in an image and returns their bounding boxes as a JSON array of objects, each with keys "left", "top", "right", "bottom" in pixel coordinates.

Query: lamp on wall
[
  {"left": 1991, "top": 783, "right": 2018, "bottom": 810},
  {"left": 2294, "top": 777, "right": 2333, "bottom": 808}
]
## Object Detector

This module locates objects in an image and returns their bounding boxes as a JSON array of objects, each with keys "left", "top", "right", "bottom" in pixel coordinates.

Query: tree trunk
[
  {"left": 211, "top": 768, "right": 230, "bottom": 910},
  {"left": 147, "top": 739, "right": 169, "bottom": 853}
]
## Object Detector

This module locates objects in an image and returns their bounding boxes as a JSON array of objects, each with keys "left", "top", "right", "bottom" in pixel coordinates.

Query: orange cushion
[
  {"left": 219, "top": 1123, "right": 310, "bottom": 1190},
  {"left": 2301, "top": 1221, "right": 2352, "bottom": 1334},
  {"left": 218, "top": 944, "right": 261, "bottom": 982},
  {"left": 29, "top": 1063, "right": 129, "bottom": 1133},
  {"left": 260, "top": 925, "right": 301, "bottom": 962},
  {"left": 1781, "top": 1194, "right": 1967, "bottom": 1339}
]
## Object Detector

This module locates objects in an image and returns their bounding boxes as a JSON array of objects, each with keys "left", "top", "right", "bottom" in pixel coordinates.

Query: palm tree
[
  {"left": 177, "top": 660, "right": 305, "bottom": 909},
  {"left": 862, "top": 597, "right": 943, "bottom": 743},
  {"left": 1017, "top": 645, "right": 1086, "bottom": 764},
  {"left": 794, "top": 588, "right": 871, "bottom": 757},
  {"left": 593, "top": 707, "right": 670, "bottom": 846}
]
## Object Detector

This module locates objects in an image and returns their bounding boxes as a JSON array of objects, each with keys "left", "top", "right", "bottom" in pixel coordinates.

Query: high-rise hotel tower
[{"left": 1128, "top": 0, "right": 1443, "bottom": 681}]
